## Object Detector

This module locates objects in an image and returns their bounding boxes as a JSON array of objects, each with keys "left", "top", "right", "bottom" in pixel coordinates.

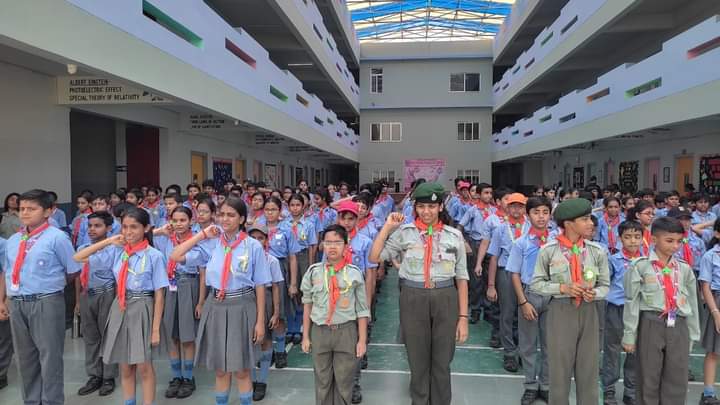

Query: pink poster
[{"left": 404, "top": 159, "right": 445, "bottom": 191}]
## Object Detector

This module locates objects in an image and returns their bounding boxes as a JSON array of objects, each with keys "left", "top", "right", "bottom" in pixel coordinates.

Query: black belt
[
  {"left": 10, "top": 290, "right": 63, "bottom": 302},
  {"left": 125, "top": 290, "right": 154, "bottom": 299},
  {"left": 211, "top": 287, "right": 255, "bottom": 299},
  {"left": 315, "top": 320, "right": 356, "bottom": 330},
  {"left": 174, "top": 273, "right": 198, "bottom": 280},
  {"left": 400, "top": 278, "right": 455, "bottom": 289},
  {"left": 87, "top": 282, "right": 116, "bottom": 296}
]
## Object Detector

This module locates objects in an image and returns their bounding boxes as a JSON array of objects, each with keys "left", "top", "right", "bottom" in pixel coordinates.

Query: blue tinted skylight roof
[{"left": 348, "top": 0, "right": 514, "bottom": 42}]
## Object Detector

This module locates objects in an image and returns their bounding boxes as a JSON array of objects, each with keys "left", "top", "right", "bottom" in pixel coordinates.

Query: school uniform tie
[
  {"left": 414, "top": 219, "right": 444, "bottom": 288},
  {"left": 652, "top": 260, "right": 677, "bottom": 316},
  {"left": 556, "top": 235, "right": 584, "bottom": 307},
  {"left": 325, "top": 256, "right": 351, "bottom": 325},
  {"left": 11, "top": 221, "right": 51, "bottom": 290},
  {"left": 167, "top": 232, "right": 192, "bottom": 282},
  {"left": 116, "top": 240, "right": 150, "bottom": 310},
  {"left": 681, "top": 233, "right": 694, "bottom": 267},
  {"left": 218, "top": 232, "right": 247, "bottom": 300},
  {"left": 528, "top": 228, "right": 549, "bottom": 247}
]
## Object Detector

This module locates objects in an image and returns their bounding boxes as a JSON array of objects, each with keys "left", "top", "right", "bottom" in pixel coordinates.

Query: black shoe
[
  {"left": 488, "top": 335, "right": 502, "bottom": 349},
  {"left": 538, "top": 389, "right": 549, "bottom": 402},
  {"left": 253, "top": 382, "right": 267, "bottom": 401},
  {"left": 175, "top": 377, "right": 195, "bottom": 399},
  {"left": 689, "top": 369, "right": 696, "bottom": 381},
  {"left": 622, "top": 395, "right": 636, "bottom": 405},
  {"left": 603, "top": 390, "right": 617, "bottom": 405},
  {"left": 292, "top": 333, "right": 302, "bottom": 345},
  {"left": 275, "top": 352, "right": 288, "bottom": 369},
  {"left": 351, "top": 384, "right": 362, "bottom": 404},
  {"left": 98, "top": 379, "right": 115, "bottom": 396},
  {"left": 700, "top": 394, "right": 720, "bottom": 405},
  {"left": 470, "top": 311, "right": 480, "bottom": 324},
  {"left": 360, "top": 354, "right": 368, "bottom": 370},
  {"left": 164, "top": 377, "right": 182, "bottom": 398},
  {"left": 503, "top": 356, "right": 519, "bottom": 373},
  {"left": 0, "top": 375, "right": 7, "bottom": 390},
  {"left": 521, "top": 388, "right": 538, "bottom": 405},
  {"left": 77, "top": 376, "right": 103, "bottom": 396},
  {"left": 285, "top": 334, "right": 293, "bottom": 344}
]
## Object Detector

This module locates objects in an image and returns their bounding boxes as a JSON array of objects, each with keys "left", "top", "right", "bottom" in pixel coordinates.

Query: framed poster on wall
[
  {"left": 264, "top": 164, "right": 277, "bottom": 189},
  {"left": 700, "top": 154, "right": 720, "bottom": 194},
  {"left": 573, "top": 167, "right": 584, "bottom": 189},
  {"left": 619, "top": 161, "right": 639, "bottom": 192},
  {"left": 212, "top": 158, "right": 233, "bottom": 191}
]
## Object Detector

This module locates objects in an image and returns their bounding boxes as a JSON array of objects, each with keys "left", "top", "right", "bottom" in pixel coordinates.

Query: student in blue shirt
[
  {"left": 693, "top": 194, "right": 717, "bottom": 243},
  {"left": 669, "top": 207, "right": 707, "bottom": 274},
  {"left": 74, "top": 211, "right": 119, "bottom": 397},
  {"left": 72, "top": 190, "right": 94, "bottom": 247},
  {"left": 506, "top": 196, "right": 553, "bottom": 404},
  {"left": 487, "top": 192, "right": 530, "bottom": 372},
  {"left": 372, "top": 180, "right": 395, "bottom": 222},
  {"left": 265, "top": 197, "right": 301, "bottom": 366},
  {"left": 0, "top": 236, "right": 10, "bottom": 391},
  {"left": 157, "top": 193, "right": 183, "bottom": 228},
  {"left": 48, "top": 191, "right": 68, "bottom": 231},
  {"left": 2, "top": 189, "right": 81, "bottom": 405},
  {"left": 598, "top": 197, "right": 624, "bottom": 254},
  {"left": 313, "top": 188, "right": 337, "bottom": 238},
  {"left": 698, "top": 219, "right": 720, "bottom": 404},
  {"left": 353, "top": 192, "right": 382, "bottom": 242},
  {"left": 142, "top": 186, "right": 165, "bottom": 227},
  {"left": 170, "top": 197, "right": 271, "bottom": 405},
  {"left": 75, "top": 207, "right": 168, "bottom": 405},
  {"left": 601, "top": 220, "right": 643, "bottom": 405},
  {"left": 91, "top": 195, "right": 121, "bottom": 236}
]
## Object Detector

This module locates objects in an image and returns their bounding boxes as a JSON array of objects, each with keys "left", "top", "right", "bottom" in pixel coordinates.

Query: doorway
[
  {"left": 70, "top": 111, "right": 116, "bottom": 197},
  {"left": 675, "top": 156, "right": 693, "bottom": 192},
  {"left": 191, "top": 152, "right": 207, "bottom": 184},
  {"left": 645, "top": 158, "right": 660, "bottom": 191},
  {"left": 125, "top": 124, "right": 159, "bottom": 188}
]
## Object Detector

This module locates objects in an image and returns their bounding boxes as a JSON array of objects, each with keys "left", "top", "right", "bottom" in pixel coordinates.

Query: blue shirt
[
  {"left": 692, "top": 211, "right": 717, "bottom": 243},
  {"left": 144, "top": 203, "right": 166, "bottom": 227},
  {"left": 453, "top": 200, "right": 473, "bottom": 223},
  {"left": 698, "top": 246, "right": 720, "bottom": 291},
  {"left": 185, "top": 235, "right": 271, "bottom": 290},
  {"left": 77, "top": 243, "right": 116, "bottom": 289},
  {"left": 71, "top": 214, "right": 90, "bottom": 247},
  {"left": 51, "top": 208, "right": 67, "bottom": 229},
  {"left": 374, "top": 195, "right": 395, "bottom": 221},
  {"left": 0, "top": 238, "right": 5, "bottom": 272},
  {"left": 446, "top": 195, "right": 460, "bottom": 220},
  {"left": 4, "top": 226, "right": 81, "bottom": 296},
  {"left": 108, "top": 245, "right": 168, "bottom": 291},
  {"left": 154, "top": 234, "right": 200, "bottom": 275},
  {"left": 267, "top": 222, "right": 302, "bottom": 259},
  {"left": 712, "top": 203, "right": 720, "bottom": 219},
  {"left": 460, "top": 205, "right": 495, "bottom": 241},
  {"left": 506, "top": 232, "right": 551, "bottom": 285},
  {"left": 264, "top": 252, "right": 284, "bottom": 287},
  {"left": 283, "top": 216, "right": 318, "bottom": 250},
  {"left": 597, "top": 214, "right": 624, "bottom": 252},
  {"left": 655, "top": 207, "right": 668, "bottom": 218},
  {"left": 480, "top": 213, "right": 505, "bottom": 241},
  {"left": 488, "top": 219, "right": 531, "bottom": 268},
  {"left": 607, "top": 251, "right": 636, "bottom": 306},
  {"left": 357, "top": 216, "right": 381, "bottom": 241},
  {"left": 402, "top": 200, "right": 415, "bottom": 225},
  {"left": 674, "top": 232, "right": 706, "bottom": 272},
  {"left": 315, "top": 207, "right": 337, "bottom": 233}
]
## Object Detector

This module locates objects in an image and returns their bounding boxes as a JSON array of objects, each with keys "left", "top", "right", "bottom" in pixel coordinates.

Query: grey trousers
[
  {"left": 10, "top": 293, "right": 66, "bottom": 405},
  {"left": 497, "top": 268, "right": 518, "bottom": 356},
  {"left": 636, "top": 312, "right": 689, "bottom": 405},
  {"left": 311, "top": 322, "right": 358, "bottom": 405},
  {"left": 546, "top": 298, "right": 600, "bottom": 405},
  {"left": 601, "top": 303, "right": 636, "bottom": 399},
  {"left": 466, "top": 239, "right": 482, "bottom": 312},
  {"left": 0, "top": 318, "right": 13, "bottom": 377},
  {"left": 79, "top": 289, "right": 118, "bottom": 379},
  {"left": 517, "top": 287, "right": 550, "bottom": 390},
  {"left": 400, "top": 284, "right": 458, "bottom": 405}
]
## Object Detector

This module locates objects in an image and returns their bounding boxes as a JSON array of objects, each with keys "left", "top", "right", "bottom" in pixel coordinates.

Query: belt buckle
[
  {"left": 427, "top": 280, "right": 436, "bottom": 289},
  {"left": 329, "top": 324, "right": 340, "bottom": 330}
]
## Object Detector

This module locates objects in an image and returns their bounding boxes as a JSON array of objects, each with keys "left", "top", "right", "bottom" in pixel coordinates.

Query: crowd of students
[{"left": 0, "top": 177, "right": 719, "bottom": 405}]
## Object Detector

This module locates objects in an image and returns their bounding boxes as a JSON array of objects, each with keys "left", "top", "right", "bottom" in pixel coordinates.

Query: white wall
[{"left": 0, "top": 62, "right": 72, "bottom": 202}]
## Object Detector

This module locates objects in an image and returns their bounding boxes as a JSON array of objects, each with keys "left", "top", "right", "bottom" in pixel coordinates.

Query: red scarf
[
  {"left": 318, "top": 207, "right": 326, "bottom": 222},
  {"left": 604, "top": 213, "right": 620, "bottom": 250},
  {"left": 11, "top": 221, "right": 51, "bottom": 289},
  {"left": 681, "top": 232, "right": 694, "bottom": 267},
  {"left": 528, "top": 228, "right": 548, "bottom": 247},
  {"left": 144, "top": 200, "right": 159, "bottom": 209},
  {"left": 496, "top": 209, "right": 506, "bottom": 223},
  {"left": 556, "top": 234, "right": 584, "bottom": 307},
  {"left": 325, "top": 254, "right": 351, "bottom": 325},
  {"left": 116, "top": 240, "right": 150, "bottom": 310},
  {"left": 508, "top": 216, "right": 526, "bottom": 239},
  {"left": 218, "top": 232, "right": 248, "bottom": 300},
  {"left": 358, "top": 214, "right": 373, "bottom": 230},
  {"left": 291, "top": 217, "right": 300, "bottom": 238},
  {"left": 642, "top": 228, "right": 652, "bottom": 256},
  {"left": 167, "top": 231, "right": 192, "bottom": 281},
  {"left": 651, "top": 259, "right": 677, "bottom": 315},
  {"left": 72, "top": 208, "right": 93, "bottom": 246},
  {"left": 343, "top": 228, "right": 357, "bottom": 264},
  {"left": 476, "top": 201, "right": 491, "bottom": 219},
  {"left": 414, "top": 219, "right": 444, "bottom": 288},
  {"left": 623, "top": 248, "right": 641, "bottom": 260},
  {"left": 267, "top": 225, "right": 279, "bottom": 251}
]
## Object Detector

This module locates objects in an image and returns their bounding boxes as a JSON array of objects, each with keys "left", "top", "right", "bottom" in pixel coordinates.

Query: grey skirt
[
  {"left": 163, "top": 276, "right": 200, "bottom": 344},
  {"left": 195, "top": 292, "right": 260, "bottom": 372},
  {"left": 296, "top": 248, "right": 311, "bottom": 282},
  {"left": 279, "top": 257, "right": 299, "bottom": 320},
  {"left": 702, "top": 292, "right": 720, "bottom": 354},
  {"left": 103, "top": 295, "right": 165, "bottom": 365}
]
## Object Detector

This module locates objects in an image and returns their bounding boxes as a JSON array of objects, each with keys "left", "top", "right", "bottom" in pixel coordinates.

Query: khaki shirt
[
  {"left": 380, "top": 224, "right": 469, "bottom": 282},
  {"left": 300, "top": 262, "right": 370, "bottom": 325},
  {"left": 622, "top": 252, "right": 700, "bottom": 346},
  {"left": 530, "top": 239, "right": 610, "bottom": 300}
]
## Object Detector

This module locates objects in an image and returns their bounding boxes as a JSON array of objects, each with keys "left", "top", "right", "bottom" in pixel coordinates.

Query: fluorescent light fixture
[{"left": 287, "top": 63, "right": 314, "bottom": 67}]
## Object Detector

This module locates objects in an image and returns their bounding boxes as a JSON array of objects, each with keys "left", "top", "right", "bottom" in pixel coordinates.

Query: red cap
[
  {"left": 458, "top": 181, "right": 471, "bottom": 189},
  {"left": 336, "top": 200, "right": 359, "bottom": 216}
]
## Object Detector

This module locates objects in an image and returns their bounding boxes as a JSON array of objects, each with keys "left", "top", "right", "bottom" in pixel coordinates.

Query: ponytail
[{"left": 707, "top": 218, "right": 720, "bottom": 250}]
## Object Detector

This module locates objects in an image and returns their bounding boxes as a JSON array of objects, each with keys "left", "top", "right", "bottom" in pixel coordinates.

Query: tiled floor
[{"left": 0, "top": 270, "right": 711, "bottom": 404}]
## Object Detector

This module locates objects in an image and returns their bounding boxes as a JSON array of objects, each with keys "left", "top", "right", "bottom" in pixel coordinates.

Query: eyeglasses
[
  {"left": 264, "top": 208, "right": 279, "bottom": 212},
  {"left": 323, "top": 240, "right": 345, "bottom": 246},
  {"left": 196, "top": 209, "right": 212, "bottom": 215},
  {"left": 640, "top": 211, "right": 655, "bottom": 217}
]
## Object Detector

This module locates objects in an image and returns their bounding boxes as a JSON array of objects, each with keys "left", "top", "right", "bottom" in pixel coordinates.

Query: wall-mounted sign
[
  {"left": 185, "top": 114, "right": 229, "bottom": 130},
  {"left": 57, "top": 76, "right": 170, "bottom": 105}
]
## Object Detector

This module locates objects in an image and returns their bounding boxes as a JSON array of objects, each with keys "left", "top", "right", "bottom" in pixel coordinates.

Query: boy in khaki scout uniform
[
  {"left": 622, "top": 216, "right": 700, "bottom": 405},
  {"left": 530, "top": 198, "right": 610, "bottom": 405},
  {"left": 370, "top": 182, "right": 469, "bottom": 405},
  {"left": 301, "top": 224, "right": 369, "bottom": 405}
]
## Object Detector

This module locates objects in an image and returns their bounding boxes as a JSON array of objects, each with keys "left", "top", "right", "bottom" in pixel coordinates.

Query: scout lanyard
[
  {"left": 414, "top": 218, "right": 444, "bottom": 288},
  {"left": 681, "top": 232, "right": 694, "bottom": 267},
  {"left": 604, "top": 212, "right": 620, "bottom": 250},
  {"left": 11, "top": 221, "right": 51, "bottom": 289},
  {"left": 528, "top": 228, "right": 549, "bottom": 247},
  {"left": 218, "top": 232, "right": 248, "bottom": 300},
  {"left": 167, "top": 231, "right": 193, "bottom": 281},
  {"left": 72, "top": 208, "right": 92, "bottom": 246},
  {"left": 476, "top": 201, "right": 491, "bottom": 219},
  {"left": 324, "top": 257, "right": 352, "bottom": 325},
  {"left": 651, "top": 259, "right": 680, "bottom": 316},
  {"left": 556, "top": 234, "right": 587, "bottom": 307},
  {"left": 116, "top": 240, "right": 150, "bottom": 310}
]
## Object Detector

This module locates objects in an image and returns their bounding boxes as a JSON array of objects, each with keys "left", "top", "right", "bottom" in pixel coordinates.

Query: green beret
[
  {"left": 413, "top": 182, "right": 445, "bottom": 203},
  {"left": 554, "top": 198, "right": 592, "bottom": 224}
]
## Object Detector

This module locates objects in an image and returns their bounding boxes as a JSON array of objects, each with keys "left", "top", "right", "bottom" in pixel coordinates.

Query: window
[
  {"left": 371, "top": 68, "right": 383, "bottom": 94},
  {"left": 370, "top": 123, "right": 401, "bottom": 142},
  {"left": 457, "top": 169, "right": 480, "bottom": 184},
  {"left": 450, "top": 73, "right": 480, "bottom": 92},
  {"left": 457, "top": 122, "right": 480, "bottom": 141},
  {"left": 372, "top": 169, "right": 396, "bottom": 185}
]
